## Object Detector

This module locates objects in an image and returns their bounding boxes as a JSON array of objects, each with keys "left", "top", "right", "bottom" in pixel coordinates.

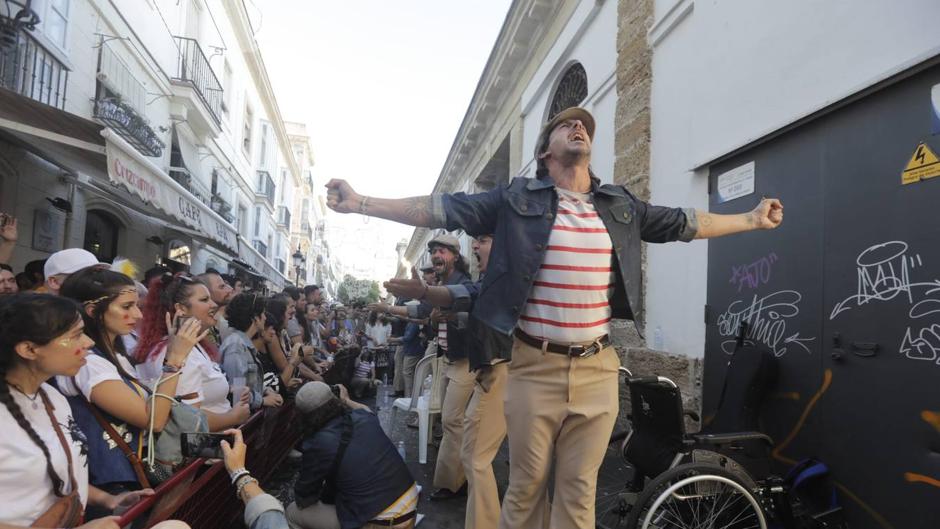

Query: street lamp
[
  {"left": 1, "top": 1, "right": 40, "bottom": 51},
  {"left": 291, "top": 246, "right": 306, "bottom": 286}
]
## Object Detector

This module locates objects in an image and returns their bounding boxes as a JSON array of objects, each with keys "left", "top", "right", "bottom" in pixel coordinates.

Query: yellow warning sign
[{"left": 902, "top": 142, "right": 940, "bottom": 184}]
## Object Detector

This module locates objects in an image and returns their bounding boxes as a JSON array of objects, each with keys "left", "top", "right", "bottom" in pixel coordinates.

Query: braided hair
[
  {"left": 60, "top": 267, "right": 138, "bottom": 380},
  {"left": 0, "top": 293, "right": 82, "bottom": 497}
]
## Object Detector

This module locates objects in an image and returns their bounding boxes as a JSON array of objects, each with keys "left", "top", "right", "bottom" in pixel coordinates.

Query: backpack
[{"left": 785, "top": 459, "right": 848, "bottom": 529}]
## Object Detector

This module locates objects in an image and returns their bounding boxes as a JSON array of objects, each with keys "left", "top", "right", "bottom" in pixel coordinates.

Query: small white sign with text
[{"left": 716, "top": 161, "right": 755, "bottom": 204}]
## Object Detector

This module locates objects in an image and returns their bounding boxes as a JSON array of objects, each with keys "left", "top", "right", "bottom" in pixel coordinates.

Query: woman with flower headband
[
  {"left": 135, "top": 273, "right": 250, "bottom": 431},
  {"left": 0, "top": 292, "right": 186, "bottom": 528},
  {"left": 54, "top": 268, "right": 206, "bottom": 517}
]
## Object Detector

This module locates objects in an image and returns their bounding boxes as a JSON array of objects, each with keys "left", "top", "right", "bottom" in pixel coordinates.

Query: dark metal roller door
[{"left": 705, "top": 62, "right": 940, "bottom": 528}]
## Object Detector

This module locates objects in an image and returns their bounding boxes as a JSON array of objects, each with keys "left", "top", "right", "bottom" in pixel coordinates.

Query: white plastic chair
[{"left": 392, "top": 353, "right": 444, "bottom": 464}]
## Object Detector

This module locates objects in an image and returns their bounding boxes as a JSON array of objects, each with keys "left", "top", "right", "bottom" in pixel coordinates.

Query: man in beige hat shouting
[
  {"left": 371, "top": 232, "right": 477, "bottom": 502},
  {"left": 325, "top": 106, "right": 783, "bottom": 529}
]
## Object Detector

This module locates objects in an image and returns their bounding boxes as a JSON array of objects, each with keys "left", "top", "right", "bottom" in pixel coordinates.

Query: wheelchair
[{"left": 595, "top": 365, "right": 789, "bottom": 529}]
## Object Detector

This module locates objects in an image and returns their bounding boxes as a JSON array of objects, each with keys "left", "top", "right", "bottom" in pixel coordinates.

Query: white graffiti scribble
[
  {"left": 829, "top": 241, "right": 940, "bottom": 320},
  {"left": 717, "top": 290, "right": 816, "bottom": 357},
  {"left": 729, "top": 252, "right": 779, "bottom": 292},
  {"left": 900, "top": 324, "right": 940, "bottom": 364}
]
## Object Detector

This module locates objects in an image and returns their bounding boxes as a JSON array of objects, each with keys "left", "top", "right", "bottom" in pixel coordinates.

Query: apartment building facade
[{"left": 0, "top": 0, "right": 309, "bottom": 290}]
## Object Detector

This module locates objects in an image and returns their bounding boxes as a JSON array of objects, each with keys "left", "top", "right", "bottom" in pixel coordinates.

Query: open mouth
[{"left": 569, "top": 132, "right": 586, "bottom": 143}]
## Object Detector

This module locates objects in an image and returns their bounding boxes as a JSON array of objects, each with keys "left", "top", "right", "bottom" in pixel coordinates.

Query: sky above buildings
[{"left": 254, "top": 0, "right": 511, "bottom": 282}]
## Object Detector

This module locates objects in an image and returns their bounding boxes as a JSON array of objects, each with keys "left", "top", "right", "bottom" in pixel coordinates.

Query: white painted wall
[
  {"left": 519, "top": 0, "right": 618, "bottom": 183},
  {"left": 2, "top": 0, "right": 295, "bottom": 279},
  {"left": 647, "top": 0, "right": 940, "bottom": 357}
]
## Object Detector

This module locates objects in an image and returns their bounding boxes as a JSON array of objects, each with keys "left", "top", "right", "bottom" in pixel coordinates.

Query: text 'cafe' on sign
[{"left": 105, "top": 139, "right": 237, "bottom": 252}]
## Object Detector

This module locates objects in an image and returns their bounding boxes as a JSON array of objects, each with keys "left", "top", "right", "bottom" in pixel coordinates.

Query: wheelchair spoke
[{"left": 643, "top": 476, "right": 765, "bottom": 529}]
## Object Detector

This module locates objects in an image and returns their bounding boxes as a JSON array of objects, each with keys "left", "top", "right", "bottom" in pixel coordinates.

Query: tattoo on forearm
[
  {"left": 700, "top": 212, "right": 714, "bottom": 228},
  {"left": 404, "top": 197, "right": 431, "bottom": 222}
]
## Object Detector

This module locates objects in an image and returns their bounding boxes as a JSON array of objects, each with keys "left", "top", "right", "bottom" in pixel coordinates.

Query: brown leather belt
[
  {"left": 514, "top": 328, "right": 610, "bottom": 358},
  {"left": 368, "top": 509, "right": 417, "bottom": 526}
]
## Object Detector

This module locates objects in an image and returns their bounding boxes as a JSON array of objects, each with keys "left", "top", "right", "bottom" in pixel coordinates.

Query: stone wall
[
  {"left": 613, "top": 0, "right": 703, "bottom": 428},
  {"left": 614, "top": 0, "right": 654, "bottom": 199}
]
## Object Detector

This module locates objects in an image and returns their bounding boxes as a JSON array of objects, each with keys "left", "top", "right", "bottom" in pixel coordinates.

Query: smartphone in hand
[{"left": 181, "top": 432, "right": 235, "bottom": 459}]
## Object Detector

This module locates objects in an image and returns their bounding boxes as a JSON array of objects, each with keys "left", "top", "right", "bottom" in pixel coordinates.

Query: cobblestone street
[{"left": 268, "top": 384, "right": 631, "bottom": 528}]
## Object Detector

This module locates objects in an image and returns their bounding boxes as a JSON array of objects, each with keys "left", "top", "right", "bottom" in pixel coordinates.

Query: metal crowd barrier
[{"left": 117, "top": 403, "right": 301, "bottom": 528}]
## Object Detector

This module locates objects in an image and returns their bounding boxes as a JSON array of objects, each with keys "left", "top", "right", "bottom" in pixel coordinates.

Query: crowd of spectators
[{"left": 0, "top": 212, "right": 419, "bottom": 529}]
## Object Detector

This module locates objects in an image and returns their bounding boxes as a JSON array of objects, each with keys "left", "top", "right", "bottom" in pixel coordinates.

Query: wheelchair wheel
[{"left": 626, "top": 462, "right": 767, "bottom": 529}]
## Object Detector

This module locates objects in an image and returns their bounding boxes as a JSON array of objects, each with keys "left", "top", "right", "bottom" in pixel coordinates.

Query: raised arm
[
  {"left": 383, "top": 267, "right": 472, "bottom": 310},
  {"left": 693, "top": 198, "right": 783, "bottom": 239},
  {"left": 325, "top": 179, "right": 439, "bottom": 227},
  {"left": 325, "top": 178, "right": 504, "bottom": 235},
  {"left": 0, "top": 213, "right": 18, "bottom": 264}
]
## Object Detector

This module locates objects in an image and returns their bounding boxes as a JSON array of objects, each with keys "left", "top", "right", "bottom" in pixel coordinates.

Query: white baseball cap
[{"left": 44, "top": 248, "right": 108, "bottom": 278}]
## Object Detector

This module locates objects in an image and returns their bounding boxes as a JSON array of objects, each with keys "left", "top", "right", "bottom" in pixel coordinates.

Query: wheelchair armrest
[{"left": 692, "top": 432, "right": 774, "bottom": 447}]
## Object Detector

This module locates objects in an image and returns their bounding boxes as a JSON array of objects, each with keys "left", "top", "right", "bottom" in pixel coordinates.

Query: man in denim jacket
[{"left": 325, "top": 107, "right": 783, "bottom": 529}]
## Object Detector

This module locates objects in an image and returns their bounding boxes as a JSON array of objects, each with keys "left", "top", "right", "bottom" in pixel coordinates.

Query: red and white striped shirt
[
  {"left": 438, "top": 320, "right": 448, "bottom": 351},
  {"left": 519, "top": 188, "right": 614, "bottom": 344}
]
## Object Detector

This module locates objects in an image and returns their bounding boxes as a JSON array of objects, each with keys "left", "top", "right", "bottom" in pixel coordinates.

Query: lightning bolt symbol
[{"left": 915, "top": 146, "right": 927, "bottom": 165}]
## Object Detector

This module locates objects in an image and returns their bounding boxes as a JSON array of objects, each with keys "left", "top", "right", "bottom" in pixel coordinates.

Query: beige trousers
[
  {"left": 461, "top": 362, "right": 509, "bottom": 529},
  {"left": 432, "top": 357, "right": 475, "bottom": 492},
  {"left": 287, "top": 501, "right": 340, "bottom": 529},
  {"left": 498, "top": 339, "right": 620, "bottom": 529}
]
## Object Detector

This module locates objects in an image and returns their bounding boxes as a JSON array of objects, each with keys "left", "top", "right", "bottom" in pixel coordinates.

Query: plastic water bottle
[
  {"left": 383, "top": 372, "right": 388, "bottom": 386},
  {"left": 397, "top": 441, "right": 406, "bottom": 461}
]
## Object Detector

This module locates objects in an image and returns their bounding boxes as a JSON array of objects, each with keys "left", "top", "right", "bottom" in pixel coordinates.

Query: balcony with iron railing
[
  {"left": 171, "top": 36, "right": 223, "bottom": 132},
  {"left": 211, "top": 193, "right": 235, "bottom": 224},
  {"left": 168, "top": 166, "right": 211, "bottom": 206},
  {"left": 254, "top": 170, "right": 276, "bottom": 210},
  {"left": 0, "top": 28, "right": 69, "bottom": 109},
  {"left": 276, "top": 206, "right": 291, "bottom": 229}
]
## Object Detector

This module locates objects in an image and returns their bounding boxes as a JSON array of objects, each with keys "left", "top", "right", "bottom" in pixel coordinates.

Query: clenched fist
[
  {"left": 325, "top": 179, "right": 362, "bottom": 213},
  {"left": 750, "top": 198, "right": 784, "bottom": 230}
]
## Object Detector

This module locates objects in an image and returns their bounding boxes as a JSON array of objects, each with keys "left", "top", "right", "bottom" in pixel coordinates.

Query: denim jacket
[
  {"left": 427, "top": 174, "right": 698, "bottom": 338},
  {"left": 220, "top": 330, "right": 265, "bottom": 410}
]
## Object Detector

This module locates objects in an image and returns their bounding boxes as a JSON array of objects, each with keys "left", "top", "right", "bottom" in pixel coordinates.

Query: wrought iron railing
[
  {"left": 172, "top": 36, "right": 223, "bottom": 124},
  {"left": 94, "top": 97, "right": 164, "bottom": 157},
  {"left": 0, "top": 28, "right": 68, "bottom": 108},
  {"left": 169, "top": 166, "right": 211, "bottom": 206},
  {"left": 211, "top": 193, "right": 234, "bottom": 224}
]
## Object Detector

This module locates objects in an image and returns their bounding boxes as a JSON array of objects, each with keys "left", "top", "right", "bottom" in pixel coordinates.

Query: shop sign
[
  {"left": 106, "top": 141, "right": 237, "bottom": 251},
  {"left": 31, "top": 209, "right": 64, "bottom": 253}
]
